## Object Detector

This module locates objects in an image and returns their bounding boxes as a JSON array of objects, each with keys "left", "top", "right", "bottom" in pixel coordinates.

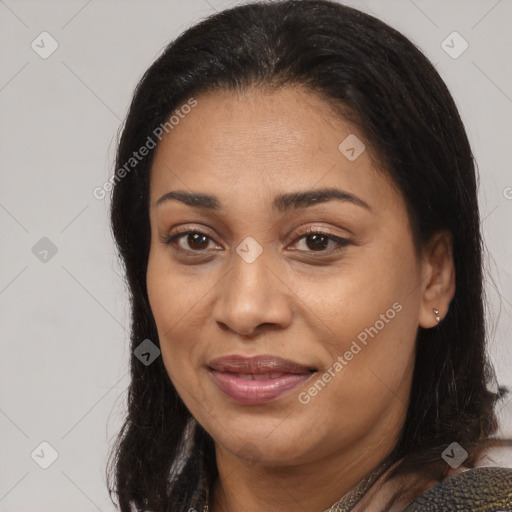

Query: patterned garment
[{"left": 402, "top": 467, "right": 512, "bottom": 511}]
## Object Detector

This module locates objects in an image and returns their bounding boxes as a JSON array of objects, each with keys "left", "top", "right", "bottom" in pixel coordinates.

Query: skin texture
[{"left": 146, "top": 86, "right": 456, "bottom": 512}]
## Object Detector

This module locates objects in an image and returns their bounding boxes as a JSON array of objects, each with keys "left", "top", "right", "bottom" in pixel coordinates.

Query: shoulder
[{"left": 403, "top": 466, "right": 512, "bottom": 511}]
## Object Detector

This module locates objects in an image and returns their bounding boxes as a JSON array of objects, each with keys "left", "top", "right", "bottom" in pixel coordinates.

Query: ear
[{"left": 418, "top": 230, "right": 456, "bottom": 329}]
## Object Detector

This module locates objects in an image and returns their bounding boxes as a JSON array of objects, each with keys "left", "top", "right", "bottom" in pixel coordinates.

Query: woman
[{"left": 107, "top": 1, "right": 512, "bottom": 510}]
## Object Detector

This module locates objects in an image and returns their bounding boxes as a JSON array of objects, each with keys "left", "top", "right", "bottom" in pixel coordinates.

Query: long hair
[{"left": 107, "top": 1, "right": 508, "bottom": 510}]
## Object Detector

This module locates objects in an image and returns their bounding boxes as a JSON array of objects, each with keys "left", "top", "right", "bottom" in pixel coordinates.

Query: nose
[{"left": 212, "top": 248, "right": 293, "bottom": 338}]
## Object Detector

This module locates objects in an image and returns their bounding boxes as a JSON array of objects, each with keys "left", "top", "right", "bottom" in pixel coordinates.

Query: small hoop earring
[{"left": 433, "top": 308, "right": 440, "bottom": 323}]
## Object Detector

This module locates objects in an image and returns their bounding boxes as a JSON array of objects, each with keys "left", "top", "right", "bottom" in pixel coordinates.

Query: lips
[
  {"left": 208, "top": 355, "right": 317, "bottom": 405},
  {"left": 209, "top": 354, "right": 316, "bottom": 374}
]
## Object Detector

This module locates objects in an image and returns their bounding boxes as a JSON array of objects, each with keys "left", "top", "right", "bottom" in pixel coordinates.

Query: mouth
[{"left": 208, "top": 354, "right": 318, "bottom": 405}]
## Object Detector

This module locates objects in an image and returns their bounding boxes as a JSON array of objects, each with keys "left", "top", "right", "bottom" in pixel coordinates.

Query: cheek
[
  {"left": 146, "top": 248, "right": 225, "bottom": 406},
  {"left": 146, "top": 252, "right": 199, "bottom": 375},
  {"left": 146, "top": 244, "right": 211, "bottom": 332},
  {"left": 295, "top": 237, "right": 420, "bottom": 394},
  {"left": 291, "top": 270, "right": 418, "bottom": 448}
]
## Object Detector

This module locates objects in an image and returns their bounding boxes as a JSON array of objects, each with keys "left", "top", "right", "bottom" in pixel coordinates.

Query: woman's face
[{"left": 147, "top": 86, "right": 428, "bottom": 467}]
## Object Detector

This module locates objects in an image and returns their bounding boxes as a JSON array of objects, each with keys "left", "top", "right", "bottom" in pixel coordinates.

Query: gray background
[{"left": 1, "top": 0, "right": 511, "bottom": 509}]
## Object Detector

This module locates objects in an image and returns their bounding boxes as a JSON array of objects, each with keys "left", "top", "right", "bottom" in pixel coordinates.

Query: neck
[{"left": 209, "top": 418, "right": 402, "bottom": 512}]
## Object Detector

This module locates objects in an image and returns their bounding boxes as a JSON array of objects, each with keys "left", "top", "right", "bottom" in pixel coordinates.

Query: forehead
[{"left": 149, "top": 86, "right": 397, "bottom": 213}]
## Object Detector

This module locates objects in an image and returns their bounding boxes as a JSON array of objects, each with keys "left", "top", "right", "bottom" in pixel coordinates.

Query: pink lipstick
[{"left": 208, "top": 355, "right": 316, "bottom": 405}]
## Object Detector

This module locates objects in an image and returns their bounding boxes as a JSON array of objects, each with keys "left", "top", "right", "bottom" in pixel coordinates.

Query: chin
[{"left": 211, "top": 421, "right": 311, "bottom": 465}]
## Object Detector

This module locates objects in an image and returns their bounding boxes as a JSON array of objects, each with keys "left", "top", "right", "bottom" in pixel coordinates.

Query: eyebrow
[{"left": 155, "top": 187, "right": 372, "bottom": 213}]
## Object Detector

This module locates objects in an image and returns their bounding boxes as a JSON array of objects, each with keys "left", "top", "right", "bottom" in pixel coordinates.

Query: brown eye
[
  {"left": 183, "top": 232, "right": 210, "bottom": 251},
  {"left": 291, "top": 230, "right": 350, "bottom": 253},
  {"left": 160, "top": 228, "right": 223, "bottom": 254},
  {"left": 303, "top": 233, "right": 330, "bottom": 251}
]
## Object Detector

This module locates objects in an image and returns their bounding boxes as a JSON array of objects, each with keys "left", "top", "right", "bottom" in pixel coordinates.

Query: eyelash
[{"left": 159, "top": 226, "right": 351, "bottom": 256}]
